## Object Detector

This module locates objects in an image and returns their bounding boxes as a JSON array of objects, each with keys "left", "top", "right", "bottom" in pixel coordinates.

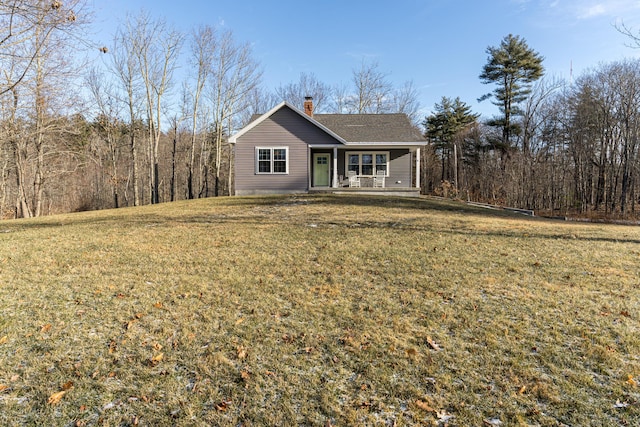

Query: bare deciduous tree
[
  {"left": 391, "top": 80, "right": 420, "bottom": 124},
  {"left": 349, "top": 60, "right": 393, "bottom": 113},
  {"left": 0, "top": 0, "right": 89, "bottom": 217},
  {"left": 111, "top": 21, "right": 143, "bottom": 206},
  {"left": 275, "top": 72, "right": 331, "bottom": 112},
  {"left": 129, "top": 12, "right": 183, "bottom": 204},
  {"left": 186, "top": 25, "right": 215, "bottom": 199},
  {"left": 208, "top": 29, "right": 261, "bottom": 196},
  {"left": 86, "top": 67, "right": 126, "bottom": 208}
]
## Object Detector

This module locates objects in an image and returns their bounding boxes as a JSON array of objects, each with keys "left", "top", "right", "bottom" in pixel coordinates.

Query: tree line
[
  {"left": 1, "top": 2, "right": 640, "bottom": 219},
  {"left": 423, "top": 33, "right": 640, "bottom": 218}
]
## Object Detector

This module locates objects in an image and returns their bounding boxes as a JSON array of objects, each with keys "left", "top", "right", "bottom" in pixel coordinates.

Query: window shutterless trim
[
  {"left": 255, "top": 146, "right": 289, "bottom": 174},
  {"left": 344, "top": 151, "right": 389, "bottom": 177}
]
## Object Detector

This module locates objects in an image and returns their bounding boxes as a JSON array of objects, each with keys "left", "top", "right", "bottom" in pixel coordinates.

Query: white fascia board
[
  {"left": 342, "top": 141, "right": 426, "bottom": 148},
  {"left": 308, "top": 144, "right": 344, "bottom": 148}
]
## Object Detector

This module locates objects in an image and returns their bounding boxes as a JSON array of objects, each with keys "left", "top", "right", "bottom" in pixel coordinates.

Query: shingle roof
[
  {"left": 313, "top": 114, "right": 424, "bottom": 142},
  {"left": 237, "top": 103, "right": 425, "bottom": 145}
]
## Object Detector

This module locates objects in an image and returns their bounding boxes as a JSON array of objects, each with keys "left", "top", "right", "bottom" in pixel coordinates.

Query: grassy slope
[{"left": 0, "top": 194, "right": 638, "bottom": 426}]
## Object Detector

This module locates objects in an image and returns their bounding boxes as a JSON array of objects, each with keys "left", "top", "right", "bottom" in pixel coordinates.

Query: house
[{"left": 229, "top": 97, "right": 426, "bottom": 196}]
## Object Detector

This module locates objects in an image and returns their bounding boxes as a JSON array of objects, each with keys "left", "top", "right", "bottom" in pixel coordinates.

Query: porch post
[
  {"left": 415, "top": 147, "right": 421, "bottom": 189},
  {"left": 308, "top": 146, "right": 312, "bottom": 190},
  {"left": 332, "top": 147, "right": 338, "bottom": 188}
]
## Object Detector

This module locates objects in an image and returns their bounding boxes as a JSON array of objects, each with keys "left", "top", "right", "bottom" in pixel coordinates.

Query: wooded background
[{"left": 2, "top": 2, "right": 640, "bottom": 219}]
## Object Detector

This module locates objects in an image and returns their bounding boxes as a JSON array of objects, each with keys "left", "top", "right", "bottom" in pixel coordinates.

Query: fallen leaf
[
  {"left": 235, "top": 317, "right": 245, "bottom": 325},
  {"left": 406, "top": 348, "right": 418, "bottom": 358},
  {"left": 153, "top": 302, "right": 163, "bottom": 309},
  {"left": 0, "top": 384, "right": 9, "bottom": 392},
  {"left": 518, "top": 385, "right": 526, "bottom": 394},
  {"left": 153, "top": 343, "right": 163, "bottom": 351},
  {"left": 240, "top": 370, "right": 250, "bottom": 381},
  {"left": 626, "top": 374, "right": 637, "bottom": 387},
  {"left": 61, "top": 381, "right": 74, "bottom": 391},
  {"left": 237, "top": 347, "right": 247, "bottom": 360},
  {"left": 414, "top": 399, "right": 435, "bottom": 412},
  {"left": 215, "top": 400, "right": 231, "bottom": 411},
  {"left": 0, "top": 335, "right": 7, "bottom": 345},
  {"left": 282, "top": 334, "right": 295, "bottom": 343},
  {"left": 426, "top": 336, "right": 441, "bottom": 351},
  {"left": 41, "top": 324, "right": 52, "bottom": 333},
  {"left": 47, "top": 390, "right": 68, "bottom": 405},
  {"left": 150, "top": 353, "right": 164, "bottom": 365},
  {"left": 620, "top": 310, "right": 631, "bottom": 317}
]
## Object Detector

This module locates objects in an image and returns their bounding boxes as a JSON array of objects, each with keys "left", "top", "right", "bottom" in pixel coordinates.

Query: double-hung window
[
  {"left": 256, "top": 147, "right": 288, "bottom": 174},
  {"left": 346, "top": 152, "right": 389, "bottom": 176}
]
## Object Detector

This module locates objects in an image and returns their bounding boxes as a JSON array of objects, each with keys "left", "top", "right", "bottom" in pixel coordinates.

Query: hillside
[{"left": 0, "top": 194, "right": 638, "bottom": 426}]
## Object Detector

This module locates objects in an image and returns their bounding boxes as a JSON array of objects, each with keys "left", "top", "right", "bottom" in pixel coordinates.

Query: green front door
[{"left": 313, "top": 154, "right": 330, "bottom": 187}]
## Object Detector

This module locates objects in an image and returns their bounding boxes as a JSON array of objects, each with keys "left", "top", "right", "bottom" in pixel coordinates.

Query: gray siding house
[{"left": 229, "top": 99, "right": 426, "bottom": 196}]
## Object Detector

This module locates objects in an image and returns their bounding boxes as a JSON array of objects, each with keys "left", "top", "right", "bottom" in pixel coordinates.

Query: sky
[{"left": 89, "top": 0, "right": 640, "bottom": 120}]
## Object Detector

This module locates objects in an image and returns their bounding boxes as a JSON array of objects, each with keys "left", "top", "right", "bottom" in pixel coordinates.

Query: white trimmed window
[
  {"left": 256, "top": 147, "right": 289, "bottom": 174},
  {"left": 346, "top": 152, "right": 389, "bottom": 176}
]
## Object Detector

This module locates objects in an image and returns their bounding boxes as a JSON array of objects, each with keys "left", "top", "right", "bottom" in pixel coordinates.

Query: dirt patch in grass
[{"left": 0, "top": 194, "right": 639, "bottom": 426}]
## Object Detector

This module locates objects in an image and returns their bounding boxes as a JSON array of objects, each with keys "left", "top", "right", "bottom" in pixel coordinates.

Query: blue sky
[{"left": 91, "top": 0, "right": 640, "bottom": 119}]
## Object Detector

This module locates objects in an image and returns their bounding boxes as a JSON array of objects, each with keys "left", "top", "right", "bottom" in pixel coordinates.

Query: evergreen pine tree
[{"left": 479, "top": 34, "right": 544, "bottom": 151}]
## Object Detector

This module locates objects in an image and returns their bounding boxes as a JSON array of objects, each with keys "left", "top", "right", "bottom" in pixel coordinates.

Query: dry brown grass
[{"left": 0, "top": 194, "right": 639, "bottom": 426}]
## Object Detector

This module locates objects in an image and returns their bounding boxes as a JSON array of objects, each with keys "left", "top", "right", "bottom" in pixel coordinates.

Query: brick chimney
[{"left": 303, "top": 96, "right": 313, "bottom": 117}]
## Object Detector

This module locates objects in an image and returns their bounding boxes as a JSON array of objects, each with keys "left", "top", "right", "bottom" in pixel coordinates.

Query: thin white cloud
[
  {"left": 522, "top": 0, "right": 640, "bottom": 23},
  {"left": 573, "top": 0, "right": 640, "bottom": 20},
  {"left": 578, "top": 3, "right": 606, "bottom": 19}
]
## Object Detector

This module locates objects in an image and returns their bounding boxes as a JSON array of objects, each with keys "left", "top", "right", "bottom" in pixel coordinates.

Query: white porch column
[
  {"left": 332, "top": 147, "right": 338, "bottom": 188},
  {"left": 415, "top": 147, "right": 421, "bottom": 189}
]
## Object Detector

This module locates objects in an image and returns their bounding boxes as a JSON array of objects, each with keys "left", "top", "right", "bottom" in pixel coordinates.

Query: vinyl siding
[{"left": 234, "top": 106, "right": 340, "bottom": 195}]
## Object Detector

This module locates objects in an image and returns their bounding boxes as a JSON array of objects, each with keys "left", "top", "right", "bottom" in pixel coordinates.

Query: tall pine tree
[{"left": 479, "top": 34, "right": 544, "bottom": 152}]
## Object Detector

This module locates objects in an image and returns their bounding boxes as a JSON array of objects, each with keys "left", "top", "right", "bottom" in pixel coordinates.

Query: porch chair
[
  {"left": 373, "top": 170, "right": 385, "bottom": 188},
  {"left": 347, "top": 170, "right": 361, "bottom": 188}
]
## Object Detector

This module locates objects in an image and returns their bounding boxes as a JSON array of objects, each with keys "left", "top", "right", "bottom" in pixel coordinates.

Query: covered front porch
[{"left": 308, "top": 145, "right": 423, "bottom": 194}]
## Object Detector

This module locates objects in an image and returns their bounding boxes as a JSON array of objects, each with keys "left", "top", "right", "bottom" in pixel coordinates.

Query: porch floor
[{"left": 309, "top": 187, "right": 421, "bottom": 197}]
